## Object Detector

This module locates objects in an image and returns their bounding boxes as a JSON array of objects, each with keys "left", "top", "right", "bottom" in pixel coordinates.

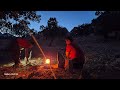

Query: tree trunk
[{"left": 48, "top": 37, "right": 54, "bottom": 47}]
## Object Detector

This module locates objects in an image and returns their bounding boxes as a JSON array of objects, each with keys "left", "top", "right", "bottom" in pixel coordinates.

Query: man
[
  {"left": 10, "top": 38, "right": 21, "bottom": 68},
  {"left": 17, "top": 37, "right": 33, "bottom": 61},
  {"left": 65, "top": 36, "right": 85, "bottom": 73}
]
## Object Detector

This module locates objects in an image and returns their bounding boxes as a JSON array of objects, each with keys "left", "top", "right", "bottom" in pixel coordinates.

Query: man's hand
[
  {"left": 64, "top": 59, "right": 69, "bottom": 70},
  {"left": 66, "top": 52, "right": 69, "bottom": 59}
]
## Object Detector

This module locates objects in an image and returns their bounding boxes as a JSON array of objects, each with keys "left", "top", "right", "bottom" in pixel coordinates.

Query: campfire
[{"left": 45, "top": 59, "right": 50, "bottom": 64}]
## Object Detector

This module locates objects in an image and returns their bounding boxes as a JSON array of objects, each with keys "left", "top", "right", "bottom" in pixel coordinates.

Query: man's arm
[
  {"left": 64, "top": 51, "right": 69, "bottom": 70},
  {"left": 66, "top": 51, "right": 69, "bottom": 59}
]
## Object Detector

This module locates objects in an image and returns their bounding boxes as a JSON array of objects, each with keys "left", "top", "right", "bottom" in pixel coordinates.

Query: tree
[
  {"left": 47, "top": 17, "right": 58, "bottom": 29},
  {"left": 70, "top": 23, "right": 91, "bottom": 37},
  {"left": 92, "top": 11, "right": 120, "bottom": 40},
  {"left": 47, "top": 17, "right": 58, "bottom": 46},
  {"left": 0, "top": 11, "right": 41, "bottom": 36},
  {"left": 95, "top": 11, "right": 104, "bottom": 16},
  {"left": 40, "top": 25, "right": 45, "bottom": 31},
  {"left": 56, "top": 26, "right": 68, "bottom": 38},
  {"left": 38, "top": 17, "right": 68, "bottom": 46}
]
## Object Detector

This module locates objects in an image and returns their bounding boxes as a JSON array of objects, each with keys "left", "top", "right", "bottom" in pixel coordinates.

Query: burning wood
[{"left": 45, "top": 59, "right": 50, "bottom": 64}]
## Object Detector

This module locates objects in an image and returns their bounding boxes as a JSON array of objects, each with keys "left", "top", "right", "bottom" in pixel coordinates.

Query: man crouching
[{"left": 65, "top": 36, "right": 85, "bottom": 74}]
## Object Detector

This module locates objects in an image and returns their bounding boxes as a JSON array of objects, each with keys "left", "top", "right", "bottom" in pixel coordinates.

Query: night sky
[{"left": 29, "top": 11, "right": 97, "bottom": 32}]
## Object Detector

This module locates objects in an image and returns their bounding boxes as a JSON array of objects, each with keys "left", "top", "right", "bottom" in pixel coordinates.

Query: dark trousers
[
  {"left": 12, "top": 48, "right": 20, "bottom": 65},
  {"left": 69, "top": 58, "right": 84, "bottom": 73},
  {"left": 11, "top": 39, "right": 20, "bottom": 65}
]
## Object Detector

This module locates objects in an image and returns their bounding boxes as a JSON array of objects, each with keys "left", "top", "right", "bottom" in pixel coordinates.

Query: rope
[
  {"left": 23, "top": 23, "right": 57, "bottom": 79},
  {"left": 30, "top": 34, "right": 46, "bottom": 60},
  {"left": 49, "top": 64, "right": 57, "bottom": 79}
]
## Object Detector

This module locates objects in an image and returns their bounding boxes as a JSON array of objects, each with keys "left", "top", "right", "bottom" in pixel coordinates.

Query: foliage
[
  {"left": 0, "top": 11, "right": 41, "bottom": 36},
  {"left": 70, "top": 23, "right": 91, "bottom": 37},
  {"left": 91, "top": 11, "right": 120, "bottom": 39},
  {"left": 38, "top": 17, "right": 68, "bottom": 39}
]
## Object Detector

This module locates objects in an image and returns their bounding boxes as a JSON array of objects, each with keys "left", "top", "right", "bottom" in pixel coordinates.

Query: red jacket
[
  {"left": 17, "top": 38, "right": 32, "bottom": 48},
  {"left": 66, "top": 43, "right": 85, "bottom": 62}
]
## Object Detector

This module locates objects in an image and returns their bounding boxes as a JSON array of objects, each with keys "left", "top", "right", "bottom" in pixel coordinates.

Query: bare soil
[{"left": 0, "top": 36, "right": 120, "bottom": 79}]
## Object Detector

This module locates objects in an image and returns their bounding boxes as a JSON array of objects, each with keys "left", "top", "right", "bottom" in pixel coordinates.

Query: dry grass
[{"left": 0, "top": 36, "right": 120, "bottom": 79}]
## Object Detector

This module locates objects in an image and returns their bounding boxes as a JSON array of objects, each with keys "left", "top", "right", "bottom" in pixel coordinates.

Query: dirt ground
[{"left": 0, "top": 35, "right": 120, "bottom": 79}]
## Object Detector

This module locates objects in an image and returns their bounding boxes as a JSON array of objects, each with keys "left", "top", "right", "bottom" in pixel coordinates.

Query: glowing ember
[{"left": 45, "top": 59, "right": 50, "bottom": 64}]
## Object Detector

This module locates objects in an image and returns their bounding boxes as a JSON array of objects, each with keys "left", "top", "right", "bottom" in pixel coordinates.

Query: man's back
[{"left": 72, "top": 41, "right": 85, "bottom": 63}]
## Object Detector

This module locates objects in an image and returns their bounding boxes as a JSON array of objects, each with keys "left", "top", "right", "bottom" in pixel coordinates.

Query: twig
[{"left": 49, "top": 64, "right": 57, "bottom": 79}]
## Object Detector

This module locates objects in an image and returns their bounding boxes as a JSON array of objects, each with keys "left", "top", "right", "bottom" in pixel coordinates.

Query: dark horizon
[{"left": 29, "top": 11, "right": 97, "bottom": 32}]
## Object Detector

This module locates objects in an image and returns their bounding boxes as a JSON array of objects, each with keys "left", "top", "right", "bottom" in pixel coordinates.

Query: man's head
[{"left": 65, "top": 36, "right": 73, "bottom": 45}]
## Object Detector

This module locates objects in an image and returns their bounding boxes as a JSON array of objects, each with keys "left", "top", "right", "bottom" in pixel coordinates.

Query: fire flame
[{"left": 45, "top": 59, "right": 50, "bottom": 64}]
